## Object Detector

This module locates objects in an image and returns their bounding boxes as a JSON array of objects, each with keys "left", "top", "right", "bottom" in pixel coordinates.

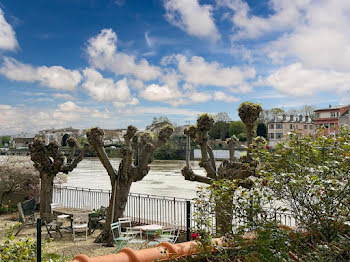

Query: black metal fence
[{"left": 53, "top": 186, "right": 295, "bottom": 233}]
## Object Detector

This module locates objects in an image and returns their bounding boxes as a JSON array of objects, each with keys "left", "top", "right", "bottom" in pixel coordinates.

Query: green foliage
[
  {"left": 229, "top": 121, "right": 246, "bottom": 138},
  {"left": 153, "top": 141, "right": 178, "bottom": 160},
  {"left": 209, "top": 121, "right": 230, "bottom": 140},
  {"left": 1, "top": 136, "right": 10, "bottom": 146},
  {"left": 237, "top": 132, "right": 247, "bottom": 142},
  {"left": 190, "top": 128, "right": 350, "bottom": 261},
  {"left": 0, "top": 203, "right": 17, "bottom": 215},
  {"left": 256, "top": 123, "right": 267, "bottom": 139},
  {"left": 0, "top": 224, "right": 67, "bottom": 262},
  {"left": 253, "top": 128, "right": 350, "bottom": 242}
]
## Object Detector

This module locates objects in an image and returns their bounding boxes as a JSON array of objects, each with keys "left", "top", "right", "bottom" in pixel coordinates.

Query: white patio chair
[
  {"left": 51, "top": 203, "right": 70, "bottom": 223},
  {"left": 118, "top": 217, "right": 140, "bottom": 237},
  {"left": 156, "top": 228, "right": 179, "bottom": 244},
  {"left": 72, "top": 214, "right": 89, "bottom": 241}
]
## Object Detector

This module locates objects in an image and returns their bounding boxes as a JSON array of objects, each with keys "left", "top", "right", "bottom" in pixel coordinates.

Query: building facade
[
  {"left": 12, "top": 137, "right": 34, "bottom": 149},
  {"left": 267, "top": 114, "right": 314, "bottom": 147},
  {"left": 37, "top": 127, "right": 81, "bottom": 146},
  {"left": 313, "top": 105, "right": 349, "bottom": 136}
]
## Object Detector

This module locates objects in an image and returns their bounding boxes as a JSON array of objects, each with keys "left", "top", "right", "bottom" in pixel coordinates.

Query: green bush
[
  {"left": 0, "top": 203, "right": 17, "bottom": 215},
  {"left": 0, "top": 223, "right": 67, "bottom": 262}
]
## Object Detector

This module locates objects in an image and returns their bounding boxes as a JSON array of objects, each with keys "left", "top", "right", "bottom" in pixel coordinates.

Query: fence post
[
  {"left": 186, "top": 200, "right": 191, "bottom": 241},
  {"left": 36, "top": 218, "right": 41, "bottom": 262}
]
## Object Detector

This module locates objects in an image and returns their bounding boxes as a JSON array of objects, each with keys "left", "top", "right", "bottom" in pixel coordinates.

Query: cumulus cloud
[
  {"left": 141, "top": 84, "right": 182, "bottom": 102},
  {"left": 0, "top": 9, "right": 18, "bottom": 51},
  {"left": 214, "top": 91, "right": 239, "bottom": 102},
  {"left": 53, "top": 93, "right": 74, "bottom": 100},
  {"left": 0, "top": 102, "right": 113, "bottom": 135},
  {"left": 164, "top": 54, "right": 255, "bottom": 92},
  {"left": 164, "top": 0, "right": 220, "bottom": 41},
  {"left": 86, "top": 29, "right": 161, "bottom": 81},
  {"left": 82, "top": 68, "right": 139, "bottom": 106},
  {"left": 0, "top": 57, "right": 81, "bottom": 90},
  {"left": 219, "top": 0, "right": 308, "bottom": 41},
  {"left": 265, "top": 63, "right": 350, "bottom": 96},
  {"left": 222, "top": 0, "right": 350, "bottom": 72}
]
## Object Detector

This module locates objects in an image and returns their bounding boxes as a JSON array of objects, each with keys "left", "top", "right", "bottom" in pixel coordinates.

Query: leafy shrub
[
  {"left": 0, "top": 203, "right": 17, "bottom": 215},
  {"left": 0, "top": 223, "right": 67, "bottom": 261}
]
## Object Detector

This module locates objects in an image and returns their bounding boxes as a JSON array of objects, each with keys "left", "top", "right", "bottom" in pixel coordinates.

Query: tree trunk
[
  {"left": 96, "top": 178, "right": 132, "bottom": 246},
  {"left": 39, "top": 173, "right": 54, "bottom": 217}
]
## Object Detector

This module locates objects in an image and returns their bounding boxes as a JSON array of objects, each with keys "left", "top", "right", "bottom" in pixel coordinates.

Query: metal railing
[{"left": 53, "top": 186, "right": 295, "bottom": 233}]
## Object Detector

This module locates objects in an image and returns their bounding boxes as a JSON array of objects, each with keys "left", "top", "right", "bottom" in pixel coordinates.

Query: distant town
[{"left": 1, "top": 104, "right": 349, "bottom": 153}]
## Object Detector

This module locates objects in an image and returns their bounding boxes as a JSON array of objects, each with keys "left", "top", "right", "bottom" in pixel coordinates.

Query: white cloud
[
  {"left": 82, "top": 68, "right": 139, "bottom": 106},
  {"left": 222, "top": 0, "right": 350, "bottom": 72},
  {"left": 86, "top": 29, "right": 161, "bottom": 81},
  {"left": 0, "top": 57, "right": 81, "bottom": 90},
  {"left": 265, "top": 63, "right": 350, "bottom": 97},
  {"left": 214, "top": 91, "right": 239, "bottom": 102},
  {"left": 0, "top": 9, "right": 18, "bottom": 51},
  {"left": 141, "top": 84, "right": 182, "bottom": 102},
  {"left": 116, "top": 106, "right": 202, "bottom": 118},
  {"left": 219, "top": 0, "right": 308, "bottom": 41},
  {"left": 53, "top": 93, "right": 74, "bottom": 100},
  {"left": 189, "top": 92, "right": 211, "bottom": 103},
  {"left": 165, "top": 54, "right": 255, "bottom": 91},
  {"left": 164, "top": 0, "right": 220, "bottom": 41}
]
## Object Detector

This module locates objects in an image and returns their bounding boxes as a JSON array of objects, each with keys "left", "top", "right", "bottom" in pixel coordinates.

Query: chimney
[
  {"left": 282, "top": 114, "right": 286, "bottom": 121},
  {"left": 290, "top": 115, "right": 294, "bottom": 121},
  {"left": 329, "top": 104, "right": 332, "bottom": 108},
  {"left": 299, "top": 115, "right": 303, "bottom": 122},
  {"left": 305, "top": 115, "right": 309, "bottom": 122}
]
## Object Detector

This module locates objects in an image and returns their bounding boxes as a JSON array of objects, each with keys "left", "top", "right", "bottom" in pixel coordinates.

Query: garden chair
[
  {"left": 72, "top": 214, "right": 89, "bottom": 241},
  {"left": 146, "top": 229, "right": 162, "bottom": 246},
  {"left": 51, "top": 203, "right": 70, "bottom": 224},
  {"left": 111, "top": 222, "right": 132, "bottom": 253},
  {"left": 15, "top": 199, "right": 36, "bottom": 236},
  {"left": 42, "top": 213, "right": 63, "bottom": 239},
  {"left": 118, "top": 217, "right": 140, "bottom": 236},
  {"left": 156, "top": 228, "right": 179, "bottom": 244}
]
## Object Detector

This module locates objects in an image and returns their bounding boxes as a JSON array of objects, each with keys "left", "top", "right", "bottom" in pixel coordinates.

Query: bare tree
[
  {"left": 0, "top": 156, "right": 40, "bottom": 204},
  {"left": 214, "top": 112, "right": 231, "bottom": 123},
  {"left": 29, "top": 137, "right": 89, "bottom": 217},
  {"left": 86, "top": 124, "right": 173, "bottom": 245},
  {"left": 181, "top": 102, "right": 263, "bottom": 233}
]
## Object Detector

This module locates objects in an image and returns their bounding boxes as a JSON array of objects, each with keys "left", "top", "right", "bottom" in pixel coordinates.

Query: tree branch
[
  {"left": 61, "top": 143, "right": 90, "bottom": 174},
  {"left": 181, "top": 166, "right": 212, "bottom": 185},
  {"left": 87, "top": 128, "right": 118, "bottom": 178}
]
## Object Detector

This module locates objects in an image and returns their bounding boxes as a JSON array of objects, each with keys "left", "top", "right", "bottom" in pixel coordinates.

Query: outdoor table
[
  {"left": 132, "top": 224, "right": 165, "bottom": 231},
  {"left": 52, "top": 207, "right": 94, "bottom": 229}
]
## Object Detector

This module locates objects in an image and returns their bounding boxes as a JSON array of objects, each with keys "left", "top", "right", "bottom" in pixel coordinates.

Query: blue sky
[{"left": 0, "top": 0, "right": 349, "bottom": 134}]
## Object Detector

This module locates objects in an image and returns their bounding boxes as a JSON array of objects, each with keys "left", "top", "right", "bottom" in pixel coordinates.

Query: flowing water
[{"left": 64, "top": 158, "right": 208, "bottom": 199}]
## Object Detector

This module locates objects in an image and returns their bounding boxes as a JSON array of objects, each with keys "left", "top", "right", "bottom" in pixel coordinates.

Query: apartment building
[
  {"left": 313, "top": 105, "right": 349, "bottom": 136},
  {"left": 267, "top": 114, "right": 314, "bottom": 147}
]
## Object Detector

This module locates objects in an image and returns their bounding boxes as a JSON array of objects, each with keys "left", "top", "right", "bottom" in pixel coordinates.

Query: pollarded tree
[
  {"left": 29, "top": 137, "right": 90, "bottom": 217},
  {"left": 86, "top": 124, "right": 174, "bottom": 245},
  {"left": 181, "top": 102, "right": 263, "bottom": 234}
]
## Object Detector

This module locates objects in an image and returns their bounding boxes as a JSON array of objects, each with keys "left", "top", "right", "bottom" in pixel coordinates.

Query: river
[
  {"left": 1, "top": 151, "right": 242, "bottom": 200},
  {"left": 64, "top": 158, "right": 211, "bottom": 199}
]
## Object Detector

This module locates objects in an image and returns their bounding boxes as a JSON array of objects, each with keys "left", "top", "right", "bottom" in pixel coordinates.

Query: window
[
  {"left": 331, "top": 112, "right": 336, "bottom": 117},
  {"left": 276, "top": 123, "right": 282, "bottom": 129},
  {"left": 269, "top": 133, "right": 274, "bottom": 139},
  {"left": 290, "top": 124, "right": 293, "bottom": 129},
  {"left": 337, "top": 112, "right": 339, "bottom": 116},
  {"left": 276, "top": 133, "right": 283, "bottom": 139},
  {"left": 296, "top": 124, "right": 299, "bottom": 129},
  {"left": 269, "top": 124, "right": 274, "bottom": 129},
  {"left": 309, "top": 125, "right": 313, "bottom": 130},
  {"left": 304, "top": 125, "right": 307, "bottom": 129}
]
